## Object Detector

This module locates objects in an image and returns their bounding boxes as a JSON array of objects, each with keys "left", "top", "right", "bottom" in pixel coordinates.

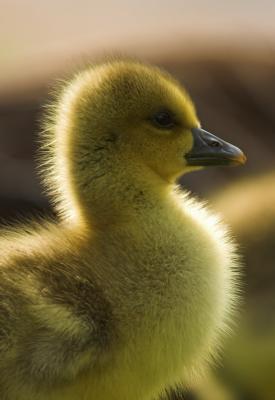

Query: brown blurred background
[
  {"left": 1, "top": 1, "right": 275, "bottom": 399},
  {"left": 1, "top": 1, "right": 275, "bottom": 218}
]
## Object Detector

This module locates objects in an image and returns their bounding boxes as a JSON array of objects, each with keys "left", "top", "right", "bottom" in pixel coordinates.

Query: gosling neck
[
  {"left": 69, "top": 156, "right": 173, "bottom": 230},
  {"left": 46, "top": 128, "right": 173, "bottom": 230}
]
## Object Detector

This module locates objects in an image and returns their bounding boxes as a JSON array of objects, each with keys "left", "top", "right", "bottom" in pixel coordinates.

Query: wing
[{"left": 0, "top": 253, "right": 114, "bottom": 399}]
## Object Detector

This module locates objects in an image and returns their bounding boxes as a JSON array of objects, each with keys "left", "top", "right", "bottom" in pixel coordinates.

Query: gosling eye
[{"left": 151, "top": 110, "right": 176, "bottom": 129}]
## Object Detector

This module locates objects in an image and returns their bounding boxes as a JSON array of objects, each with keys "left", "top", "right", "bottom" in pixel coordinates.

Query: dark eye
[{"left": 152, "top": 111, "right": 175, "bottom": 129}]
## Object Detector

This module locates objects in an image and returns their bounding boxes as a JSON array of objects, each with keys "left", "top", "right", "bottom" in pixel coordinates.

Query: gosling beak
[{"left": 186, "top": 127, "right": 246, "bottom": 167}]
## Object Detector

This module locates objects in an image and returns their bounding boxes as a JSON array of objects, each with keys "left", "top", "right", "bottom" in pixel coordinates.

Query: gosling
[{"left": 0, "top": 59, "right": 246, "bottom": 400}]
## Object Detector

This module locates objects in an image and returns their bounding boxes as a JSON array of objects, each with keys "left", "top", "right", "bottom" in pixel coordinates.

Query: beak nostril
[{"left": 209, "top": 140, "right": 221, "bottom": 148}]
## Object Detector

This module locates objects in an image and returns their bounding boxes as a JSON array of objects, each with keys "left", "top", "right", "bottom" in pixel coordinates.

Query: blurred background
[{"left": 1, "top": 1, "right": 275, "bottom": 399}]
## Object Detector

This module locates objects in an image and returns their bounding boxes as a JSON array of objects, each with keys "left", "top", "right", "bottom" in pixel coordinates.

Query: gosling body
[{"left": 0, "top": 60, "right": 243, "bottom": 400}]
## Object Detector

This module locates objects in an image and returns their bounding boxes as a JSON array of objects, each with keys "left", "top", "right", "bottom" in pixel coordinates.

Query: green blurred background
[{"left": 1, "top": 1, "right": 275, "bottom": 399}]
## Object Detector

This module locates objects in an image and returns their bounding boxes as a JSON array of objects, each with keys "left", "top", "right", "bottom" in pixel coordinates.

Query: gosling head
[{"left": 45, "top": 59, "right": 246, "bottom": 222}]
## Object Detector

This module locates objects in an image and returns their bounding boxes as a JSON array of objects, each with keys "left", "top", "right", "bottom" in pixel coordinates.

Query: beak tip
[{"left": 234, "top": 151, "right": 247, "bottom": 166}]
